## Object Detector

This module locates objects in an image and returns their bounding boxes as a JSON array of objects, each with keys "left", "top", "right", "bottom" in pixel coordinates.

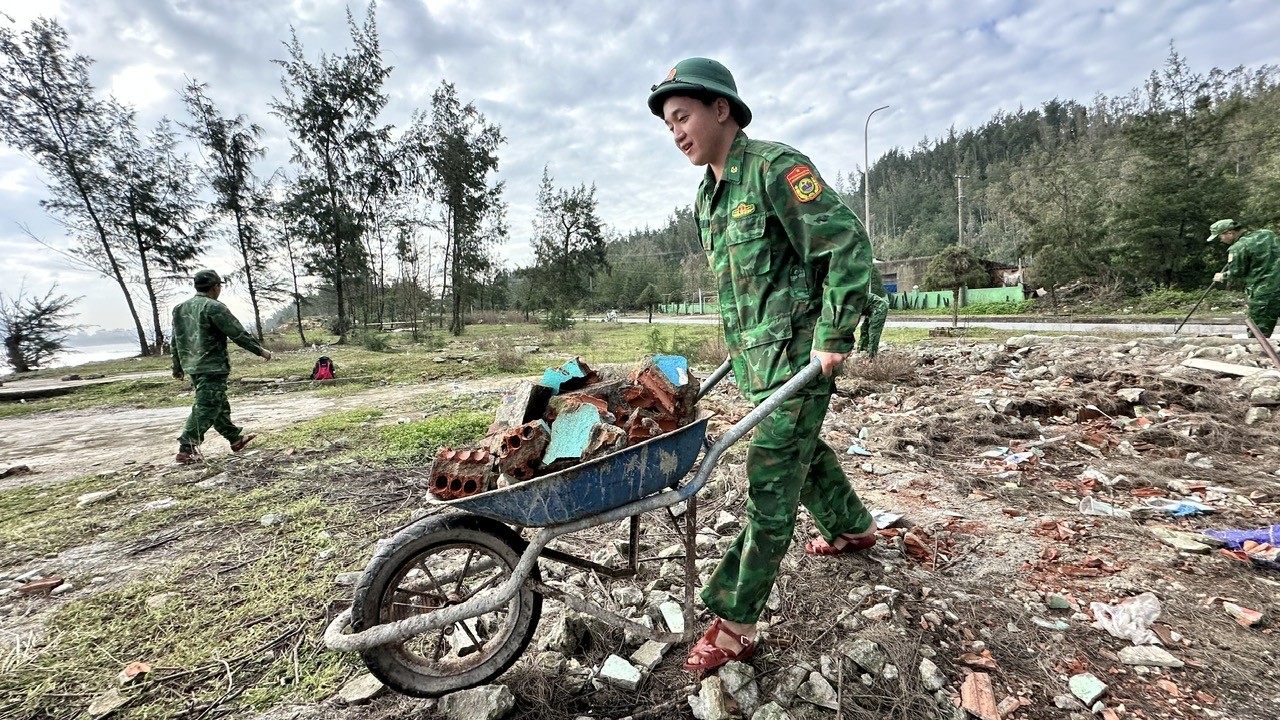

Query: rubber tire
[{"left": 351, "top": 512, "right": 542, "bottom": 697}]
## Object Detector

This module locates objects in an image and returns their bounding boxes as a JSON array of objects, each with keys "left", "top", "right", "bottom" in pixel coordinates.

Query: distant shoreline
[{"left": 1, "top": 342, "right": 140, "bottom": 377}]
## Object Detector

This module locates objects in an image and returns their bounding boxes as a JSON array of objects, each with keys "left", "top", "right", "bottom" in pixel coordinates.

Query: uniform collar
[{"left": 702, "top": 130, "right": 749, "bottom": 188}]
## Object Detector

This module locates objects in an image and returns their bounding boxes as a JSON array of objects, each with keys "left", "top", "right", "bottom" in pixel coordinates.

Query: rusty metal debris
[{"left": 428, "top": 355, "right": 699, "bottom": 501}]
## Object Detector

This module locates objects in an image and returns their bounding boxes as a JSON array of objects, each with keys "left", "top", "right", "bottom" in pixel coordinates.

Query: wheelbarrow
[{"left": 323, "top": 358, "right": 824, "bottom": 697}]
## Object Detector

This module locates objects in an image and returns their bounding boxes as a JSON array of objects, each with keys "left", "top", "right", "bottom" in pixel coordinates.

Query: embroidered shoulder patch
[
  {"left": 786, "top": 166, "right": 822, "bottom": 203},
  {"left": 731, "top": 202, "right": 756, "bottom": 218}
]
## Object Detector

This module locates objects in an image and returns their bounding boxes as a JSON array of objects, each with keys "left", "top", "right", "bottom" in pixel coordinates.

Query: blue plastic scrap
[{"left": 1202, "top": 525, "right": 1280, "bottom": 570}]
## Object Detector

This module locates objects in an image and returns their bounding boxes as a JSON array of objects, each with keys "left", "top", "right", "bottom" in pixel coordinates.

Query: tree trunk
[
  {"left": 647, "top": 305, "right": 653, "bottom": 323},
  {"left": 322, "top": 155, "right": 347, "bottom": 343},
  {"left": 233, "top": 210, "right": 264, "bottom": 342},
  {"left": 952, "top": 288, "right": 960, "bottom": 328},
  {"left": 131, "top": 205, "right": 165, "bottom": 356},
  {"left": 5, "top": 334, "right": 29, "bottom": 372}
]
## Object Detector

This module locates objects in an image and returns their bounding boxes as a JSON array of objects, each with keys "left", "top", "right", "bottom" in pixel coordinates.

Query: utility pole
[
  {"left": 863, "top": 105, "right": 890, "bottom": 242},
  {"left": 954, "top": 174, "right": 969, "bottom": 246}
]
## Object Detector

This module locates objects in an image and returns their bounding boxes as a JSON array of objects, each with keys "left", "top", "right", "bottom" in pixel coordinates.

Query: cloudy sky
[{"left": 3, "top": 0, "right": 1280, "bottom": 332}]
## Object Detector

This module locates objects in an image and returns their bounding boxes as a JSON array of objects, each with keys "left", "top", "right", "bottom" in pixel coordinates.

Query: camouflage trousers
[
  {"left": 857, "top": 295, "right": 889, "bottom": 357},
  {"left": 1248, "top": 293, "right": 1280, "bottom": 337},
  {"left": 178, "top": 373, "right": 243, "bottom": 452},
  {"left": 701, "top": 392, "right": 873, "bottom": 624}
]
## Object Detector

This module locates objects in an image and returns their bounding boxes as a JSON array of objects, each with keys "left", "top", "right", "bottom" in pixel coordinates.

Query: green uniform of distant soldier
[
  {"left": 171, "top": 270, "right": 272, "bottom": 464},
  {"left": 1208, "top": 219, "right": 1280, "bottom": 336},
  {"left": 649, "top": 57, "right": 878, "bottom": 673},
  {"left": 857, "top": 271, "right": 889, "bottom": 357}
]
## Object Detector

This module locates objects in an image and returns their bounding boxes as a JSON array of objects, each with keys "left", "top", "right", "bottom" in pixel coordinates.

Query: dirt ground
[{"left": 2, "top": 336, "right": 1279, "bottom": 720}]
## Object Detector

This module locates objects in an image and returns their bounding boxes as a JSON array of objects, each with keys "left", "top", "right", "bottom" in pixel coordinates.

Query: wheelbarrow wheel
[{"left": 351, "top": 512, "right": 542, "bottom": 697}]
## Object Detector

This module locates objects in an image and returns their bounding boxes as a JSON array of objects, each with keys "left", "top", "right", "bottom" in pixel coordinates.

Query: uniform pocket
[
  {"left": 726, "top": 214, "right": 771, "bottom": 277},
  {"left": 736, "top": 315, "right": 794, "bottom": 398}
]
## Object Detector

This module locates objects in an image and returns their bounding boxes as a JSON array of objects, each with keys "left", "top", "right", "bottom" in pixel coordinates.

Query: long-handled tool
[
  {"left": 1175, "top": 265, "right": 1228, "bottom": 335},
  {"left": 1244, "top": 316, "right": 1280, "bottom": 371}
]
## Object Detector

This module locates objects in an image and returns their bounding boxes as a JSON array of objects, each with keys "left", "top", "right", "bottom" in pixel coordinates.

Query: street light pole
[
  {"left": 954, "top": 174, "right": 969, "bottom": 246},
  {"left": 863, "top": 105, "right": 889, "bottom": 242}
]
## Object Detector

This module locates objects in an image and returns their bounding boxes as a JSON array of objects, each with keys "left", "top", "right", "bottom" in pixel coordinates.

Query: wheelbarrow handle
[
  {"left": 676, "top": 357, "right": 826, "bottom": 501},
  {"left": 696, "top": 358, "right": 734, "bottom": 401}
]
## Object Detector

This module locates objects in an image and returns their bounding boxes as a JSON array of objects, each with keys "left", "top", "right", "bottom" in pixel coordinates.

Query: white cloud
[{"left": 2, "top": 0, "right": 1279, "bottom": 331}]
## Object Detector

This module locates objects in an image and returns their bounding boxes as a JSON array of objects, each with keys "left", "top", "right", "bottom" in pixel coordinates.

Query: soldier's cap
[
  {"left": 1206, "top": 218, "right": 1243, "bottom": 242},
  {"left": 647, "top": 57, "right": 752, "bottom": 128},
  {"left": 194, "top": 269, "right": 223, "bottom": 290}
]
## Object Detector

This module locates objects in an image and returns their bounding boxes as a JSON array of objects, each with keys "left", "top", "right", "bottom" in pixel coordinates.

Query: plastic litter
[
  {"left": 1090, "top": 592, "right": 1163, "bottom": 645},
  {"left": 1202, "top": 525, "right": 1280, "bottom": 570},
  {"left": 847, "top": 445, "right": 872, "bottom": 456},
  {"left": 1078, "top": 496, "right": 1131, "bottom": 518},
  {"left": 1135, "top": 497, "right": 1214, "bottom": 517}
]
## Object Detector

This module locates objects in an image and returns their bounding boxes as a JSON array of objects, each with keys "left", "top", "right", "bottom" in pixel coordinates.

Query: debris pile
[{"left": 428, "top": 355, "right": 700, "bottom": 500}]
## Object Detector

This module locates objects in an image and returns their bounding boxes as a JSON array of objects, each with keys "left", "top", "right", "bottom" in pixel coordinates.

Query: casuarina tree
[
  {"left": 1, "top": 284, "right": 79, "bottom": 373},
  {"left": 921, "top": 244, "right": 990, "bottom": 327}
]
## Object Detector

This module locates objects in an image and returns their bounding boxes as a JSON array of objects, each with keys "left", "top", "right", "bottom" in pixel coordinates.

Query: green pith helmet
[
  {"left": 1206, "top": 218, "right": 1243, "bottom": 242},
  {"left": 194, "top": 269, "right": 223, "bottom": 290},
  {"left": 647, "top": 57, "right": 752, "bottom": 127}
]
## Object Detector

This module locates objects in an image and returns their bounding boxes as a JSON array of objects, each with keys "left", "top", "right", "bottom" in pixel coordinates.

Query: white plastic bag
[{"left": 1090, "top": 592, "right": 1163, "bottom": 645}]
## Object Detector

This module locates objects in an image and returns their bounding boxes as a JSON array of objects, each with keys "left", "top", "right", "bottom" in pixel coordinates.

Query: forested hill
[{"left": 609, "top": 49, "right": 1280, "bottom": 299}]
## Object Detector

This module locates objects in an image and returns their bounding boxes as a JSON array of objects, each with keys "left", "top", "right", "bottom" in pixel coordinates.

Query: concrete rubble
[{"left": 428, "top": 355, "right": 700, "bottom": 500}]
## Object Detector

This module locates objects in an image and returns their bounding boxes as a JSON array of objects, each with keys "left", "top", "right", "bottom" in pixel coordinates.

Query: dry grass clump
[{"left": 843, "top": 352, "right": 917, "bottom": 383}]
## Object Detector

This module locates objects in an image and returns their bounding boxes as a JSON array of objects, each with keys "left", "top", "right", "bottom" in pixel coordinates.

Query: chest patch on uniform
[
  {"left": 786, "top": 166, "right": 822, "bottom": 203},
  {"left": 731, "top": 202, "right": 756, "bottom": 218}
]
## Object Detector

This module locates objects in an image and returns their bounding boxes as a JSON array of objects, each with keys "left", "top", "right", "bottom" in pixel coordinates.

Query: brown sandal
[
  {"left": 682, "top": 618, "right": 758, "bottom": 673},
  {"left": 805, "top": 532, "right": 877, "bottom": 555}
]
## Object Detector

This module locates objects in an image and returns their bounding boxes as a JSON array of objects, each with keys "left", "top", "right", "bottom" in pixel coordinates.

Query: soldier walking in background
[
  {"left": 857, "top": 271, "right": 890, "bottom": 358},
  {"left": 1208, "top": 219, "right": 1280, "bottom": 336},
  {"left": 171, "top": 269, "right": 273, "bottom": 464},
  {"left": 649, "top": 57, "right": 880, "bottom": 674}
]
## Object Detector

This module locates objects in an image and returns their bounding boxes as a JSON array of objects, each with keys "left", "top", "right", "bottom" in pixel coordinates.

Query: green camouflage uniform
[
  {"left": 857, "top": 272, "right": 889, "bottom": 357},
  {"left": 171, "top": 294, "right": 265, "bottom": 452},
  {"left": 697, "top": 130, "right": 875, "bottom": 623},
  {"left": 1222, "top": 229, "right": 1280, "bottom": 336}
]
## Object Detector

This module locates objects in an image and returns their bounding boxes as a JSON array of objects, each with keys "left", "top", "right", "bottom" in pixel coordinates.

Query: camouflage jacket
[
  {"left": 696, "top": 131, "right": 874, "bottom": 404},
  {"left": 1223, "top": 229, "right": 1280, "bottom": 298},
  {"left": 171, "top": 294, "right": 265, "bottom": 376}
]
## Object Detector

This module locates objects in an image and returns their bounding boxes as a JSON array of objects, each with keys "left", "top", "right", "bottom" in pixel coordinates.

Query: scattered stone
[
  {"left": 1183, "top": 452, "right": 1214, "bottom": 470},
  {"left": 611, "top": 586, "right": 644, "bottom": 608},
  {"left": 1223, "top": 601, "right": 1264, "bottom": 627},
  {"left": 750, "top": 701, "right": 792, "bottom": 720},
  {"left": 195, "top": 473, "right": 228, "bottom": 489},
  {"left": 534, "top": 650, "right": 566, "bottom": 674},
  {"left": 771, "top": 665, "right": 811, "bottom": 708},
  {"left": 1149, "top": 527, "right": 1214, "bottom": 554},
  {"left": 87, "top": 689, "right": 128, "bottom": 717},
  {"left": 334, "top": 572, "right": 361, "bottom": 587},
  {"left": 630, "top": 640, "right": 670, "bottom": 671},
  {"left": 139, "top": 498, "right": 177, "bottom": 512},
  {"left": 961, "top": 672, "right": 1000, "bottom": 720},
  {"left": 689, "top": 676, "right": 732, "bottom": 720},
  {"left": 1245, "top": 407, "right": 1272, "bottom": 425},
  {"left": 997, "top": 696, "right": 1021, "bottom": 718},
  {"left": 338, "top": 673, "right": 385, "bottom": 704},
  {"left": 1046, "top": 593, "right": 1073, "bottom": 610},
  {"left": 659, "top": 601, "right": 685, "bottom": 634},
  {"left": 598, "top": 654, "right": 643, "bottom": 691},
  {"left": 1118, "top": 645, "right": 1184, "bottom": 668},
  {"left": 714, "top": 510, "right": 739, "bottom": 534},
  {"left": 1054, "top": 694, "right": 1084, "bottom": 710},
  {"left": 1031, "top": 616, "right": 1070, "bottom": 630},
  {"left": 796, "top": 672, "right": 839, "bottom": 711},
  {"left": 260, "top": 513, "right": 286, "bottom": 527},
  {"left": 720, "top": 661, "right": 760, "bottom": 718},
  {"left": 1117, "top": 388, "right": 1144, "bottom": 403},
  {"left": 50, "top": 581, "right": 74, "bottom": 596},
  {"left": 843, "top": 637, "right": 887, "bottom": 675},
  {"left": 881, "top": 664, "right": 899, "bottom": 681},
  {"left": 919, "top": 658, "right": 947, "bottom": 691},
  {"left": 538, "top": 612, "right": 590, "bottom": 654},
  {"left": 437, "top": 684, "right": 516, "bottom": 720},
  {"left": 77, "top": 489, "right": 119, "bottom": 506},
  {"left": 1069, "top": 673, "right": 1107, "bottom": 706},
  {"left": 861, "top": 602, "right": 892, "bottom": 622}
]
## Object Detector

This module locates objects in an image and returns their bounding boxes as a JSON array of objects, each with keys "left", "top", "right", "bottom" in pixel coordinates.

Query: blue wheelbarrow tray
[{"left": 441, "top": 410, "right": 713, "bottom": 528}]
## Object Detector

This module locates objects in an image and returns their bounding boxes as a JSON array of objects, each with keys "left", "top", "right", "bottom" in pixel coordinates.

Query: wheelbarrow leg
[{"left": 681, "top": 491, "right": 699, "bottom": 643}]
